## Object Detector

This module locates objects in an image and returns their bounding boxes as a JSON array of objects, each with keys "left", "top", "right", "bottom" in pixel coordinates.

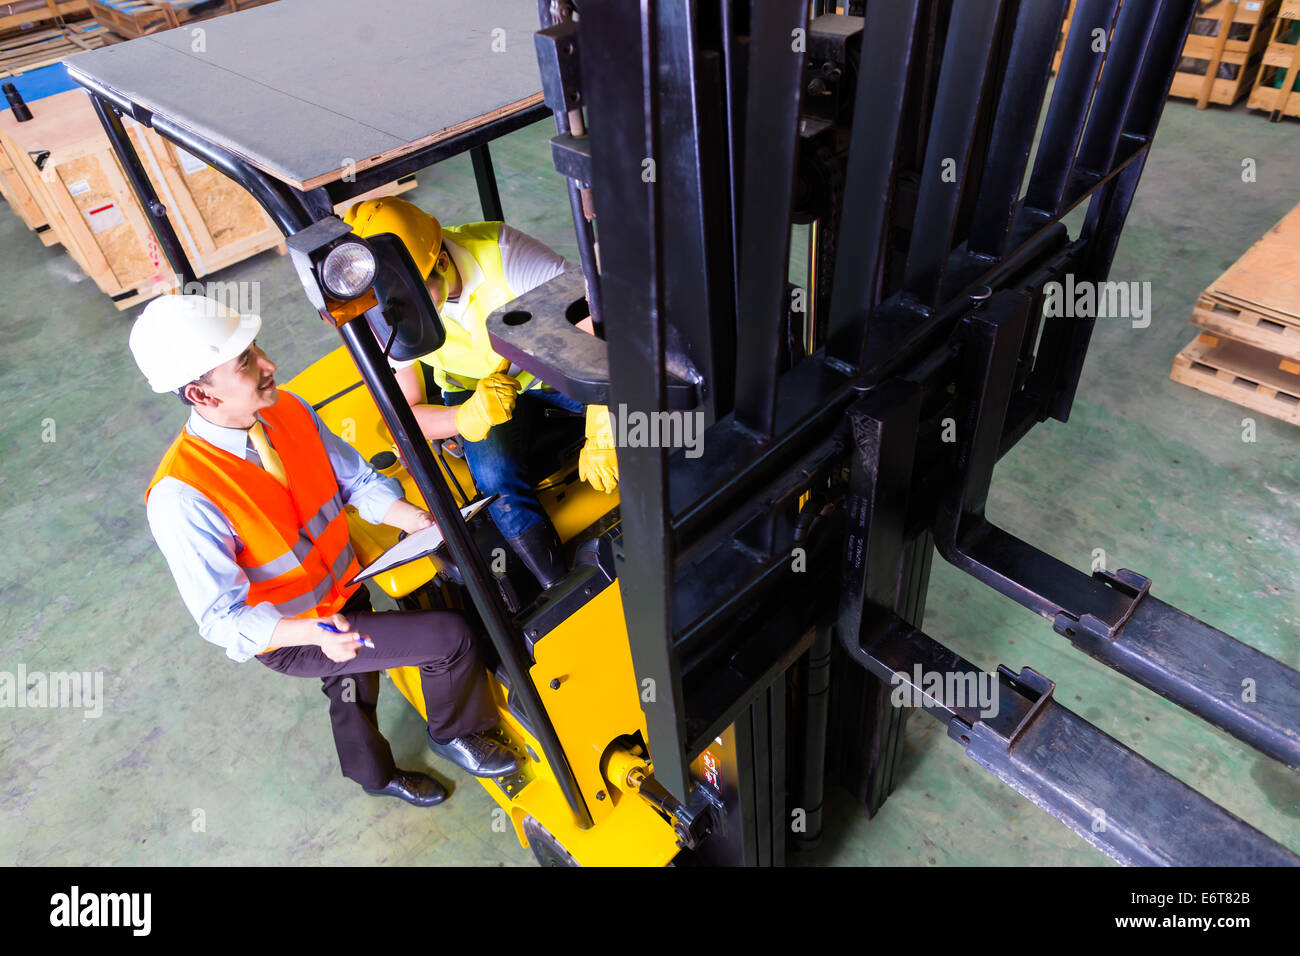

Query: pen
[{"left": 317, "top": 622, "right": 375, "bottom": 648}]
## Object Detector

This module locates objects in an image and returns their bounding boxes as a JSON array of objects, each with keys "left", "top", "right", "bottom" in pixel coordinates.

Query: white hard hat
[{"left": 129, "top": 294, "right": 262, "bottom": 393}]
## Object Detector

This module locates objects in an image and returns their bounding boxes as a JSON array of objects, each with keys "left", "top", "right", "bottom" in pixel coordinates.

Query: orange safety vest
[{"left": 145, "top": 392, "right": 360, "bottom": 652}]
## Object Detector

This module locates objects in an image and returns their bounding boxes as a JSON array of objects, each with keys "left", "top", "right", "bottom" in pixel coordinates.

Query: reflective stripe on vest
[
  {"left": 419, "top": 221, "right": 539, "bottom": 394},
  {"left": 145, "top": 393, "right": 361, "bottom": 647}
]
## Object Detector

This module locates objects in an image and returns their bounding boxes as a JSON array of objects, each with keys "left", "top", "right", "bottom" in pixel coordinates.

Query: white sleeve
[{"left": 498, "top": 224, "right": 570, "bottom": 296}]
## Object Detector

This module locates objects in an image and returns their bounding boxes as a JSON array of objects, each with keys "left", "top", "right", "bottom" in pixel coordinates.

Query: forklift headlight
[{"left": 320, "top": 242, "right": 377, "bottom": 299}]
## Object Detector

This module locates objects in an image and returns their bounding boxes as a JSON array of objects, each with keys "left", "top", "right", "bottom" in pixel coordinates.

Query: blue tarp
[
  {"left": 4, "top": 22, "right": 108, "bottom": 104},
  {"left": 6, "top": 63, "right": 80, "bottom": 103}
]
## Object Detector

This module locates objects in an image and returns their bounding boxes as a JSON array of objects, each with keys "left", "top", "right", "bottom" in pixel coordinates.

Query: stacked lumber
[
  {"left": 0, "top": 88, "right": 415, "bottom": 310},
  {"left": 86, "top": 0, "right": 276, "bottom": 39},
  {"left": 1170, "top": 203, "right": 1300, "bottom": 426},
  {"left": 0, "top": 18, "right": 112, "bottom": 77},
  {"left": 1248, "top": 0, "right": 1300, "bottom": 119},
  {"left": 1170, "top": 0, "right": 1281, "bottom": 108}
]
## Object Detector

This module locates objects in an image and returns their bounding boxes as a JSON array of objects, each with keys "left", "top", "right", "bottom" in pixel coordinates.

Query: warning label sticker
[
  {"left": 175, "top": 147, "right": 208, "bottom": 176},
  {"left": 85, "top": 202, "right": 125, "bottom": 233}
]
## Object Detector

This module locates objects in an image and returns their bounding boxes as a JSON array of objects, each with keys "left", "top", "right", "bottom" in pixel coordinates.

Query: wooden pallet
[
  {"left": 1247, "top": 0, "right": 1300, "bottom": 118},
  {"left": 0, "top": 22, "right": 112, "bottom": 77},
  {"left": 1170, "top": 332, "right": 1300, "bottom": 425},
  {"left": 0, "top": 0, "right": 89, "bottom": 37},
  {"left": 86, "top": 0, "right": 275, "bottom": 39},
  {"left": 1192, "top": 293, "right": 1300, "bottom": 360}
]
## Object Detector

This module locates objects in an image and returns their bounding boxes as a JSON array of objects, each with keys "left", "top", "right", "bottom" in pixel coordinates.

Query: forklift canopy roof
[{"left": 64, "top": 0, "right": 545, "bottom": 191}]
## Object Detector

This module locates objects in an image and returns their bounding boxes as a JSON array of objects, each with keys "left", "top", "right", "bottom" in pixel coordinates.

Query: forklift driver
[
  {"left": 133, "top": 294, "right": 521, "bottom": 807},
  {"left": 343, "top": 197, "right": 619, "bottom": 592}
]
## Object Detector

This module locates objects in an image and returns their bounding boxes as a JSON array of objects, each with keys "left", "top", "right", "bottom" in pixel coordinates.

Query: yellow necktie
[{"left": 248, "top": 421, "right": 287, "bottom": 485}]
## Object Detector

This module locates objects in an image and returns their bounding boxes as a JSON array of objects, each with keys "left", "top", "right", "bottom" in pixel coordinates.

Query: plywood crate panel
[
  {"left": 1205, "top": 201, "right": 1300, "bottom": 324},
  {"left": 130, "top": 124, "right": 284, "bottom": 277},
  {"left": 0, "top": 132, "right": 56, "bottom": 241}
]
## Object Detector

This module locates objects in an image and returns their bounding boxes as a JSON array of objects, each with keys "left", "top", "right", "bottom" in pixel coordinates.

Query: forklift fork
[
  {"left": 934, "top": 289, "right": 1300, "bottom": 771},
  {"left": 836, "top": 295, "right": 1299, "bottom": 866}
]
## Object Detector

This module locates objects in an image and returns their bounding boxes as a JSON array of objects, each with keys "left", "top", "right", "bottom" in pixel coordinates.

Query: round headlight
[{"left": 321, "top": 241, "right": 377, "bottom": 299}]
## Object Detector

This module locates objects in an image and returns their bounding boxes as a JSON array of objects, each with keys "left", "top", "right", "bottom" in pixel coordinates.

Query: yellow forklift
[{"left": 71, "top": 0, "right": 1299, "bottom": 866}]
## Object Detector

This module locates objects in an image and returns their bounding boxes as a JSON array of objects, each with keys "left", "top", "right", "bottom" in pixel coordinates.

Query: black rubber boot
[{"left": 505, "top": 520, "right": 567, "bottom": 590}]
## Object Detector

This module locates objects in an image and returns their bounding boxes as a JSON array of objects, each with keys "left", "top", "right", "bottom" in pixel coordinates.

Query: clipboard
[{"left": 350, "top": 495, "right": 497, "bottom": 585}]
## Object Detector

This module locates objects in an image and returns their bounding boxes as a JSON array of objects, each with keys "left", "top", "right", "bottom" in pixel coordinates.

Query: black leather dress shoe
[
  {"left": 362, "top": 769, "right": 448, "bottom": 807},
  {"left": 428, "top": 731, "right": 522, "bottom": 778}
]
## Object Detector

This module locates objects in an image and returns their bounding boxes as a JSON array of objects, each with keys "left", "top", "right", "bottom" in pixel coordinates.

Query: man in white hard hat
[{"left": 134, "top": 293, "right": 519, "bottom": 806}]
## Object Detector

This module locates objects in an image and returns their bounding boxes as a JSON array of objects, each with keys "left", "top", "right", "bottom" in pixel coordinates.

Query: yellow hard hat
[{"left": 343, "top": 197, "right": 442, "bottom": 278}]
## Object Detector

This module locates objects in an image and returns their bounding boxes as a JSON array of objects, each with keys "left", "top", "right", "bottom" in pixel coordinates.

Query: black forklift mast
[{"left": 495, "top": 0, "right": 1299, "bottom": 865}]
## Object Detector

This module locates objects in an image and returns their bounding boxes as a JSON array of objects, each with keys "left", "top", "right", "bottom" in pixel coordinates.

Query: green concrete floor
[{"left": 1, "top": 94, "right": 1297, "bottom": 867}]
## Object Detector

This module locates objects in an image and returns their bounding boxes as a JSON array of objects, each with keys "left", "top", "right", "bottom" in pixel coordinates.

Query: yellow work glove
[
  {"left": 579, "top": 404, "right": 619, "bottom": 493},
  {"left": 455, "top": 360, "right": 520, "bottom": 442}
]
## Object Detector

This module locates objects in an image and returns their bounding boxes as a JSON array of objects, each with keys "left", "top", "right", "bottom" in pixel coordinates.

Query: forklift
[{"left": 70, "top": 0, "right": 1298, "bottom": 866}]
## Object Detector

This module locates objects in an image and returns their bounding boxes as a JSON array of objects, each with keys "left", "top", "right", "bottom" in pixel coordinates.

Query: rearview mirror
[{"left": 362, "top": 232, "right": 446, "bottom": 361}]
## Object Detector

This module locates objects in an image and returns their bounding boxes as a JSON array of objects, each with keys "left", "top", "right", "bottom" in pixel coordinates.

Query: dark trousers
[{"left": 258, "top": 586, "right": 499, "bottom": 789}]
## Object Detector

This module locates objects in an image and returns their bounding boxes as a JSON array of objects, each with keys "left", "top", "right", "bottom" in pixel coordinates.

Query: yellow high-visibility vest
[{"left": 420, "top": 222, "right": 539, "bottom": 394}]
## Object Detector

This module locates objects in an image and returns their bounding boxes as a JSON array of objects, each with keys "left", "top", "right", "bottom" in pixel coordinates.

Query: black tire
[{"left": 522, "top": 814, "right": 580, "bottom": 867}]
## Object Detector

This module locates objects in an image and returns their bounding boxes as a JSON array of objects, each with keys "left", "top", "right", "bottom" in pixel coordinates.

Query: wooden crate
[
  {"left": 0, "top": 21, "right": 111, "bottom": 77},
  {"left": 86, "top": 0, "right": 275, "bottom": 39},
  {"left": 0, "top": 1, "right": 90, "bottom": 36},
  {"left": 0, "top": 88, "right": 281, "bottom": 308},
  {"left": 0, "top": 130, "right": 58, "bottom": 241},
  {"left": 1170, "top": 331, "right": 1300, "bottom": 425},
  {"left": 1247, "top": 0, "right": 1300, "bottom": 117},
  {"left": 1, "top": 90, "right": 418, "bottom": 309},
  {"left": 1170, "top": 0, "right": 1280, "bottom": 107},
  {"left": 132, "top": 123, "right": 418, "bottom": 276},
  {"left": 1181, "top": 0, "right": 1279, "bottom": 59},
  {"left": 130, "top": 123, "right": 286, "bottom": 279}
]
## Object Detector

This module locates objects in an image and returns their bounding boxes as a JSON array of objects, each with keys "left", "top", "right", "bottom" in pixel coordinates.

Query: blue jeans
[{"left": 444, "top": 387, "right": 585, "bottom": 539}]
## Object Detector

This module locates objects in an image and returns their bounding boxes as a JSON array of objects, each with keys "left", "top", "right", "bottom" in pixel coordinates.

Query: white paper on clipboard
[{"left": 350, "top": 495, "right": 497, "bottom": 584}]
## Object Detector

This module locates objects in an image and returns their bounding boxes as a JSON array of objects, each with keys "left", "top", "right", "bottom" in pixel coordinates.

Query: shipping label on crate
[
  {"left": 84, "top": 202, "right": 126, "bottom": 233},
  {"left": 67, "top": 179, "right": 91, "bottom": 197},
  {"left": 174, "top": 147, "right": 208, "bottom": 176}
]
